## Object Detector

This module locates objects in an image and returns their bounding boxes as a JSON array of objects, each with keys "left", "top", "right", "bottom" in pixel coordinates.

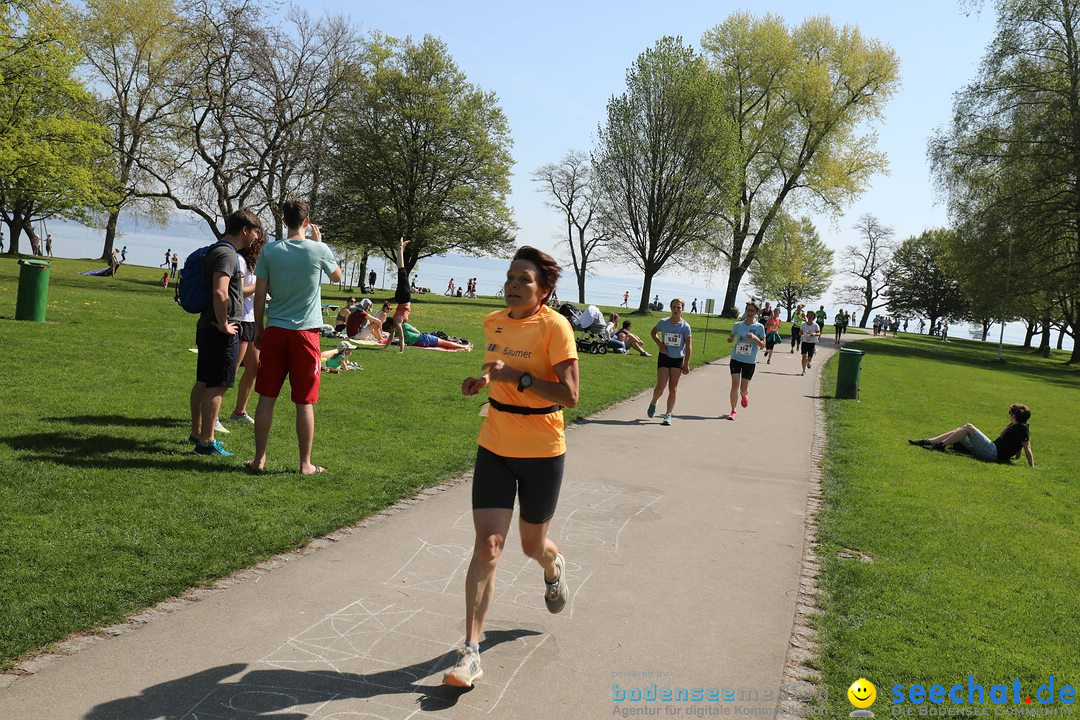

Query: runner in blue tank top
[{"left": 725, "top": 302, "right": 766, "bottom": 420}]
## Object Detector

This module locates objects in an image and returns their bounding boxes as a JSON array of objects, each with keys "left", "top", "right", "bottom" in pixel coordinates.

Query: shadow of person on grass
[
  {"left": 83, "top": 629, "right": 540, "bottom": 720},
  {"left": 44, "top": 414, "right": 188, "bottom": 429},
  {"left": 0, "top": 430, "right": 244, "bottom": 473}
]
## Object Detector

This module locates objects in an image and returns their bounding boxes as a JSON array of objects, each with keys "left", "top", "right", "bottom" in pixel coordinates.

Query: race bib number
[
  {"left": 664, "top": 332, "right": 682, "bottom": 348},
  {"left": 736, "top": 341, "right": 753, "bottom": 356}
]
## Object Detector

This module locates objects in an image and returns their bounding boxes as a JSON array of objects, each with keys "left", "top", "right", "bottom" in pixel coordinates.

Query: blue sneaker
[
  {"left": 647, "top": 403, "right": 656, "bottom": 418},
  {"left": 195, "top": 440, "right": 234, "bottom": 457}
]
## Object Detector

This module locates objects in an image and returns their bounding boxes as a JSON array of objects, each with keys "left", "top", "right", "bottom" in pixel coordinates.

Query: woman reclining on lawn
[{"left": 908, "top": 403, "right": 1035, "bottom": 467}]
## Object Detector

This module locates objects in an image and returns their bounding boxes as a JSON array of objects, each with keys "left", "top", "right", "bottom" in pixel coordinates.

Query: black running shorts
[
  {"left": 802, "top": 343, "right": 817, "bottom": 359},
  {"left": 657, "top": 352, "right": 683, "bottom": 370},
  {"left": 729, "top": 358, "right": 756, "bottom": 380},
  {"left": 472, "top": 446, "right": 565, "bottom": 524}
]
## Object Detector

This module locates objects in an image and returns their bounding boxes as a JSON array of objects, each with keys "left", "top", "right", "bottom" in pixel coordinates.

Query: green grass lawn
[
  {"left": 0, "top": 255, "right": 735, "bottom": 668},
  {"left": 815, "top": 335, "right": 1079, "bottom": 714}
]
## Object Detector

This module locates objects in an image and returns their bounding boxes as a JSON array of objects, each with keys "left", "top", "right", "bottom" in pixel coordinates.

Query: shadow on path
[{"left": 83, "top": 630, "right": 539, "bottom": 720}]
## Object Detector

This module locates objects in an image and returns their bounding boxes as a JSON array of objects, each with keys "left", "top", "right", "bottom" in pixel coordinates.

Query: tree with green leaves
[
  {"left": 930, "top": 0, "right": 1080, "bottom": 363},
  {"left": 0, "top": 0, "right": 116, "bottom": 254},
  {"left": 78, "top": 0, "right": 188, "bottom": 261},
  {"left": 883, "top": 229, "right": 968, "bottom": 336},
  {"left": 321, "top": 34, "right": 515, "bottom": 272},
  {"left": 748, "top": 214, "right": 833, "bottom": 321},
  {"left": 533, "top": 150, "right": 607, "bottom": 304},
  {"left": 701, "top": 13, "right": 899, "bottom": 316},
  {"left": 593, "top": 36, "right": 736, "bottom": 313}
]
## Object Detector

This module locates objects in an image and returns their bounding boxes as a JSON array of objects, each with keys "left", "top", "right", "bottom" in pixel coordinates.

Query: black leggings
[
  {"left": 394, "top": 268, "right": 412, "bottom": 305},
  {"left": 791, "top": 326, "right": 802, "bottom": 349}
]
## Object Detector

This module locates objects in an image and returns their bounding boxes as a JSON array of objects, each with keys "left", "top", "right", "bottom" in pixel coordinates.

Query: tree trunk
[
  {"left": 858, "top": 304, "right": 872, "bottom": 329},
  {"left": 928, "top": 315, "right": 940, "bottom": 337},
  {"left": 3, "top": 220, "right": 24, "bottom": 255},
  {"left": 638, "top": 272, "right": 655, "bottom": 314},
  {"left": 982, "top": 318, "right": 991, "bottom": 341},
  {"left": 1023, "top": 320, "right": 1037, "bottom": 349},
  {"left": 358, "top": 249, "right": 369, "bottom": 291},
  {"left": 1037, "top": 311, "right": 1052, "bottom": 356},
  {"left": 1069, "top": 322, "right": 1080, "bottom": 364},
  {"left": 721, "top": 272, "right": 741, "bottom": 317},
  {"left": 101, "top": 209, "right": 121, "bottom": 262},
  {"left": 577, "top": 267, "right": 586, "bottom": 304},
  {"left": 1057, "top": 325, "right": 1066, "bottom": 350}
]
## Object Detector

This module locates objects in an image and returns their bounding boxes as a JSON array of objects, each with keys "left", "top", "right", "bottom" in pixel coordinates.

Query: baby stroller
[{"left": 558, "top": 302, "right": 610, "bottom": 354}]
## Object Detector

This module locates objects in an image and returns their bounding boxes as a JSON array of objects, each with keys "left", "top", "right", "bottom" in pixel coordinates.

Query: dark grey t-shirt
[{"left": 197, "top": 241, "right": 243, "bottom": 330}]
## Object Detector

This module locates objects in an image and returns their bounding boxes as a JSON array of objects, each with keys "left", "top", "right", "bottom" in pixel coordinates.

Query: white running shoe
[
  {"left": 213, "top": 419, "right": 230, "bottom": 434},
  {"left": 661, "top": 414, "right": 672, "bottom": 426},
  {"left": 545, "top": 553, "right": 569, "bottom": 613},
  {"left": 442, "top": 646, "right": 483, "bottom": 688},
  {"left": 228, "top": 412, "right": 255, "bottom": 424}
]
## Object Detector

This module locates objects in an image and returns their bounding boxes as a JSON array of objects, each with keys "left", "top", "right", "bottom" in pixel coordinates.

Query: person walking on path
[
  {"left": 800, "top": 311, "right": 821, "bottom": 376},
  {"left": 445, "top": 278, "right": 455, "bottom": 296},
  {"left": 228, "top": 232, "right": 266, "bottom": 424},
  {"left": 834, "top": 310, "right": 845, "bottom": 344},
  {"left": 246, "top": 199, "right": 343, "bottom": 474},
  {"left": 170, "top": 252, "right": 179, "bottom": 279},
  {"left": 817, "top": 304, "right": 828, "bottom": 337},
  {"left": 763, "top": 307, "right": 782, "bottom": 364},
  {"left": 790, "top": 304, "right": 805, "bottom": 353},
  {"left": 446, "top": 246, "right": 579, "bottom": 688},
  {"left": 189, "top": 209, "right": 259, "bottom": 456},
  {"left": 647, "top": 298, "right": 692, "bottom": 426},
  {"left": 726, "top": 303, "right": 766, "bottom": 420}
]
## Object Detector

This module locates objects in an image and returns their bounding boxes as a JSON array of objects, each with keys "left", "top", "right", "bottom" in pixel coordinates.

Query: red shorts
[
  {"left": 255, "top": 327, "right": 322, "bottom": 404},
  {"left": 393, "top": 303, "right": 411, "bottom": 323}
]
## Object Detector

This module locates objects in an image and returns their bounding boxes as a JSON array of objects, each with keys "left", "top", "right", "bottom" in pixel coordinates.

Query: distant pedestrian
[
  {"left": 170, "top": 253, "right": 179, "bottom": 279},
  {"left": 368, "top": 269, "right": 377, "bottom": 289},
  {"left": 941, "top": 320, "right": 949, "bottom": 342},
  {"left": 800, "top": 311, "right": 821, "bottom": 376},
  {"left": 120, "top": 245, "right": 127, "bottom": 264},
  {"left": 691, "top": 298, "right": 698, "bottom": 314},
  {"left": 622, "top": 291, "right": 629, "bottom": 308},
  {"left": 446, "top": 278, "right": 455, "bottom": 296},
  {"left": 30, "top": 234, "right": 42, "bottom": 256},
  {"left": 903, "top": 318, "right": 909, "bottom": 333},
  {"left": 763, "top": 307, "right": 782, "bottom": 364},
  {"left": 247, "top": 199, "right": 342, "bottom": 474},
  {"left": 110, "top": 249, "right": 120, "bottom": 276},
  {"left": 162, "top": 249, "right": 172, "bottom": 267},
  {"left": 45, "top": 234, "right": 53, "bottom": 257},
  {"left": 790, "top": 304, "right": 805, "bottom": 353}
]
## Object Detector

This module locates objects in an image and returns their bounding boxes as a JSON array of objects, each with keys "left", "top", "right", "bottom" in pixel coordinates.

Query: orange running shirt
[
  {"left": 477, "top": 305, "right": 578, "bottom": 458},
  {"left": 766, "top": 316, "right": 781, "bottom": 333}
]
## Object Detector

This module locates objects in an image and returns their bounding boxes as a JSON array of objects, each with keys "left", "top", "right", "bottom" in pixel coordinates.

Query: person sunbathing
[
  {"left": 321, "top": 341, "right": 361, "bottom": 373},
  {"left": 908, "top": 403, "right": 1034, "bottom": 467}
]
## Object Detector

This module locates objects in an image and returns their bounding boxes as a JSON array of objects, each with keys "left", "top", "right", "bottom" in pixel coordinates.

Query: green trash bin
[
  {"left": 836, "top": 348, "right": 864, "bottom": 400},
  {"left": 16, "top": 259, "right": 51, "bottom": 322}
]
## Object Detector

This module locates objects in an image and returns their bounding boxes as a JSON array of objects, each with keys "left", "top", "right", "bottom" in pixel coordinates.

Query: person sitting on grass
[
  {"left": 334, "top": 297, "right": 358, "bottom": 333},
  {"left": 613, "top": 318, "right": 652, "bottom": 357},
  {"left": 321, "top": 340, "right": 360, "bottom": 373},
  {"left": 908, "top": 403, "right": 1035, "bottom": 468}
]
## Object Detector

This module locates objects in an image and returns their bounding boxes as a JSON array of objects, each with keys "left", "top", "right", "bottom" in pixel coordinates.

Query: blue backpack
[{"left": 175, "top": 241, "right": 232, "bottom": 313}]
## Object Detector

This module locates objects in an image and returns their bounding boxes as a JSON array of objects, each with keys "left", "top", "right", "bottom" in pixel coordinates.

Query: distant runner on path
[
  {"left": 647, "top": 298, "right": 692, "bottom": 426},
  {"left": 790, "top": 304, "right": 805, "bottom": 353},
  {"left": 800, "top": 311, "right": 821, "bottom": 376},
  {"left": 726, "top": 302, "right": 766, "bottom": 420},
  {"left": 446, "top": 246, "right": 579, "bottom": 689},
  {"left": 763, "top": 307, "right": 782, "bottom": 364}
]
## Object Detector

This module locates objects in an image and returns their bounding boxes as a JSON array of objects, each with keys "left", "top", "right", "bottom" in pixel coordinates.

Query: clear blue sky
[{"left": 297, "top": 0, "right": 997, "bottom": 301}]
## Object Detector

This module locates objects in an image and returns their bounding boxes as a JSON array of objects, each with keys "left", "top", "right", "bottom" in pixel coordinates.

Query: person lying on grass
[
  {"left": 321, "top": 340, "right": 361, "bottom": 373},
  {"left": 390, "top": 322, "right": 472, "bottom": 351},
  {"left": 909, "top": 403, "right": 1035, "bottom": 468}
]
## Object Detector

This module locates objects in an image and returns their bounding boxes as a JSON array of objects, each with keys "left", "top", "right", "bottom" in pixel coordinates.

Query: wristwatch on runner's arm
[{"left": 517, "top": 372, "right": 533, "bottom": 393}]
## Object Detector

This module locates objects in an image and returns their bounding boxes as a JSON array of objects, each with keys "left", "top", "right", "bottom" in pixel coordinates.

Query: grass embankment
[
  {"left": 0, "top": 255, "right": 733, "bottom": 668},
  {"left": 815, "top": 335, "right": 1079, "bottom": 714}
]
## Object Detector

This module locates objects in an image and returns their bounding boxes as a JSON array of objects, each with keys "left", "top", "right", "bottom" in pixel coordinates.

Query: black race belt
[{"left": 488, "top": 397, "right": 561, "bottom": 415}]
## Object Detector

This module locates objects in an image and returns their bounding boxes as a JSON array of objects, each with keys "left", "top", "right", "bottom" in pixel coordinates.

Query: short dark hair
[
  {"left": 622, "top": 320, "right": 632, "bottom": 329},
  {"left": 224, "top": 208, "right": 262, "bottom": 236},
  {"left": 282, "top": 199, "right": 310, "bottom": 231},
  {"left": 511, "top": 246, "right": 561, "bottom": 301},
  {"left": 1009, "top": 403, "right": 1031, "bottom": 423}
]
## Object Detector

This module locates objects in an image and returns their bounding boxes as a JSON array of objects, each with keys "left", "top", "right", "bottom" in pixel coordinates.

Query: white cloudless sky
[{"left": 296, "top": 0, "right": 998, "bottom": 298}]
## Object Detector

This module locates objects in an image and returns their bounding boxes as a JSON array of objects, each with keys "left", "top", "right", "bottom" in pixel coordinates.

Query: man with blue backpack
[{"left": 186, "top": 208, "right": 262, "bottom": 456}]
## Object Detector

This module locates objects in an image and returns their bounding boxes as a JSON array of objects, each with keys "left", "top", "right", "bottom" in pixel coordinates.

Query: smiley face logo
[{"left": 848, "top": 678, "right": 877, "bottom": 709}]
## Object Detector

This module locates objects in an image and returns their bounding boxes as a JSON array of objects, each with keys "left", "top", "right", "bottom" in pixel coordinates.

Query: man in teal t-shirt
[{"left": 249, "top": 199, "right": 342, "bottom": 475}]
